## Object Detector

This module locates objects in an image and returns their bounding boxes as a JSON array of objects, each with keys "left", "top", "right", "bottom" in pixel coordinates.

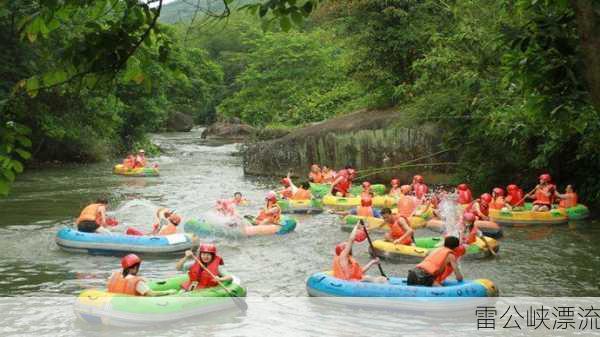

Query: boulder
[
  {"left": 201, "top": 122, "right": 256, "bottom": 140},
  {"left": 167, "top": 112, "right": 194, "bottom": 132}
]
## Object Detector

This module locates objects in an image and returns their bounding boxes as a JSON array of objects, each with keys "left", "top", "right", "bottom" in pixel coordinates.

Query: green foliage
[
  {"left": 216, "top": 28, "right": 365, "bottom": 126},
  {"left": 0, "top": 121, "right": 31, "bottom": 195}
]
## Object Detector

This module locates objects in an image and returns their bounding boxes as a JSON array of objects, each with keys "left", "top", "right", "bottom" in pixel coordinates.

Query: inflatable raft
[
  {"left": 184, "top": 216, "right": 297, "bottom": 237},
  {"left": 563, "top": 203, "right": 590, "bottom": 220},
  {"left": 426, "top": 219, "right": 503, "bottom": 239},
  {"left": 75, "top": 274, "right": 246, "bottom": 327},
  {"left": 323, "top": 195, "right": 395, "bottom": 209},
  {"left": 55, "top": 227, "right": 193, "bottom": 255},
  {"left": 277, "top": 199, "right": 323, "bottom": 214},
  {"left": 310, "top": 183, "right": 387, "bottom": 199},
  {"left": 113, "top": 164, "right": 159, "bottom": 177},
  {"left": 489, "top": 207, "right": 568, "bottom": 226},
  {"left": 306, "top": 272, "right": 498, "bottom": 298},
  {"left": 340, "top": 214, "right": 426, "bottom": 232},
  {"left": 370, "top": 236, "right": 498, "bottom": 261}
]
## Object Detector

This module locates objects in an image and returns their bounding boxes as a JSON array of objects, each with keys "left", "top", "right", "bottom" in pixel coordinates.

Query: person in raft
[
  {"left": 329, "top": 165, "right": 355, "bottom": 197},
  {"left": 76, "top": 198, "right": 112, "bottom": 234},
  {"left": 278, "top": 174, "right": 298, "bottom": 199},
  {"left": 468, "top": 193, "right": 491, "bottom": 221},
  {"left": 333, "top": 224, "right": 387, "bottom": 283},
  {"left": 407, "top": 236, "right": 464, "bottom": 287},
  {"left": 555, "top": 184, "right": 578, "bottom": 208},
  {"left": 321, "top": 166, "right": 335, "bottom": 184},
  {"left": 308, "top": 164, "right": 324, "bottom": 183},
  {"left": 151, "top": 208, "right": 181, "bottom": 235},
  {"left": 489, "top": 187, "right": 505, "bottom": 210},
  {"left": 290, "top": 181, "right": 313, "bottom": 200},
  {"left": 527, "top": 173, "right": 556, "bottom": 212},
  {"left": 176, "top": 244, "right": 232, "bottom": 291},
  {"left": 381, "top": 207, "right": 414, "bottom": 245},
  {"left": 107, "top": 254, "right": 175, "bottom": 296},
  {"left": 505, "top": 184, "right": 525, "bottom": 208},
  {"left": 459, "top": 212, "right": 481, "bottom": 245},
  {"left": 231, "top": 192, "right": 249, "bottom": 206},
  {"left": 389, "top": 178, "right": 402, "bottom": 197},
  {"left": 412, "top": 175, "right": 429, "bottom": 200},
  {"left": 122, "top": 154, "right": 135, "bottom": 169},
  {"left": 133, "top": 149, "right": 147, "bottom": 168},
  {"left": 255, "top": 191, "right": 282, "bottom": 225}
]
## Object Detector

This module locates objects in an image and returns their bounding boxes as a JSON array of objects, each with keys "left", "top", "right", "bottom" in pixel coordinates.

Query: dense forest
[{"left": 1, "top": 0, "right": 599, "bottom": 207}]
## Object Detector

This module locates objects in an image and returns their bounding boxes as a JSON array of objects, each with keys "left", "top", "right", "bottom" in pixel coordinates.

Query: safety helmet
[
  {"left": 480, "top": 193, "right": 492, "bottom": 204},
  {"left": 414, "top": 175, "right": 424, "bottom": 183},
  {"left": 280, "top": 178, "right": 291, "bottom": 187},
  {"left": 507, "top": 184, "right": 517, "bottom": 191},
  {"left": 492, "top": 187, "right": 505, "bottom": 197},
  {"left": 266, "top": 191, "right": 277, "bottom": 201},
  {"left": 457, "top": 183, "right": 468, "bottom": 191},
  {"left": 539, "top": 173, "right": 551, "bottom": 183},
  {"left": 198, "top": 243, "right": 217, "bottom": 254},
  {"left": 121, "top": 254, "right": 141, "bottom": 269}
]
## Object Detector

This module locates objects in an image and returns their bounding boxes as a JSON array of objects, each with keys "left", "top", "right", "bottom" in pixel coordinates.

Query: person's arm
[
  {"left": 362, "top": 257, "right": 380, "bottom": 273},
  {"left": 339, "top": 225, "right": 358, "bottom": 270},
  {"left": 176, "top": 250, "right": 193, "bottom": 271},
  {"left": 393, "top": 220, "right": 414, "bottom": 244},
  {"left": 448, "top": 255, "right": 463, "bottom": 281},
  {"left": 97, "top": 205, "right": 107, "bottom": 226},
  {"left": 137, "top": 280, "right": 177, "bottom": 297},
  {"left": 329, "top": 176, "right": 343, "bottom": 195}
]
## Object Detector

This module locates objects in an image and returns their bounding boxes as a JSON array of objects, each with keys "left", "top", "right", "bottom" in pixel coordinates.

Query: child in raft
[
  {"left": 381, "top": 208, "right": 414, "bottom": 246},
  {"left": 308, "top": 164, "right": 324, "bottom": 183},
  {"left": 107, "top": 254, "right": 176, "bottom": 296},
  {"left": 489, "top": 187, "right": 505, "bottom": 210},
  {"left": 290, "top": 181, "right": 313, "bottom": 200},
  {"left": 527, "top": 173, "right": 556, "bottom": 212},
  {"left": 231, "top": 192, "right": 249, "bottom": 206},
  {"left": 407, "top": 236, "right": 464, "bottom": 287},
  {"left": 133, "top": 149, "right": 147, "bottom": 168},
  {"left": 329, "top": 165, "right": 355, "bottom": 197},
  {"left": 333, "top": 224, "right": 387, "bottom": 283},
  {"left": 555, "top": 184, "right": 578, "bottom": 208},
  {"left": 76, "top": 198, "right": 113, "bottom": 234},
  {"left": 388, "top": 178, "right": 402, "bottom": 197},
  {"left": 176, "top": 243, "right": 232, "bottom": 291},
  {"left": 468, "top": 193, "right": 491, "bottom": 221},
  {"left": 321, "top": 166, "right": 335, "bottom": 184},
  {"left": 254, "top": 191, "right": 282, "bottom": 226},
  {"left": 412, "top": 175, "right": 429, "bottom": 200},
  {"left": 278, "top": 173, "right": 298, "bottom": 199}
]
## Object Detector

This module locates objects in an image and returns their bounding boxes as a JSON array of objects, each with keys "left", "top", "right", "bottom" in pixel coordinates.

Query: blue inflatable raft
[
  {"left": 55, "top": 227, "right": 193, "bottom": 255},
  {"left": 306, "top": 272, "right": 498, "bottom": 298}
]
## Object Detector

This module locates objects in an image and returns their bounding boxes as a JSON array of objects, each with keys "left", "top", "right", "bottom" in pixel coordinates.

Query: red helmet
[
  {"left": 414, "top": 175, "right": 424, "bottom": 183},
  {"left": 539, "top": 173, "right": 551, "bottom": 183},
  {"left": 362, "top": 181, "right": 371, "bottom": 189},
  {"left": 266, "top": 191, "right": 277, "bottom": 201},
  {"left": 335, "top": 242, "right": 346, "bottom": 256},
  {"left": 463, "top": 212, "right": 476, "bottom": 223},
  {"left": 391, "top": 178, "right": 400, "bottom": 187},
  {"left": 280, "top": 178, "right": 291, "bottom": 187},
  {"left": 354, "top": 228, "right": 367, "bottom": 243},
  {"left": 507, "top": 184, "right": 518, "bottom": 191},
  {"left": 360, "top": 196, "right": 373, "bottom": 207},
  {"left": 199, "top": 243, "right": 217, "bottom": 254},
  {"left": 121, "top": 254, "right": 141, "bottom": 269},
  {"left": 480, "top": 193, "right": 492, "bottom": 204},
  {"left": 168, "top": 214, "right": 181, "bottom": 225},
  {"left": 492, "top": 187, "right": 504, "bottom": 197},
  {"left": 457, "top": 183, "right": 468, "bottom": 191}
]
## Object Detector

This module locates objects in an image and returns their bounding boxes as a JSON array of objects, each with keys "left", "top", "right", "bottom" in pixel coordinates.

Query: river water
[{"left": 0, "top": 128, "right": 599, "bottom": 336}]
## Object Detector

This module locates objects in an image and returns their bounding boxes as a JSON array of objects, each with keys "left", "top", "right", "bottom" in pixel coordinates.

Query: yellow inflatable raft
[
  {"left": 113, "top": 164, "right": 159, "bottom": 177},
  {"left": 489, "top": 208, "right": 568, "bottom": 226},
  {"left": 341, "top": 214, "right": 426, "bottom": 232},
  {"left": 371, "top": 236, "right": 498, "bottom": 261},
  {"left": 323, "top": 195, "right": 396, "bottom": 209}
]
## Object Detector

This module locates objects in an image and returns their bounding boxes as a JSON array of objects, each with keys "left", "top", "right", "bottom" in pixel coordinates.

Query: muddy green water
[{"left": 0, "top": 129, "right": 598, "bottom": 336}]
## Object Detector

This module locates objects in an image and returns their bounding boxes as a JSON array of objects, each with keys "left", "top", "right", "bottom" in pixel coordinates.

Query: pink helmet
[
  {"left": 480, "top": 193, "right": 492, "bottom": 204},
  {"left": 198, "top": 243, "right": 217, "bottom": 254},
  {"left": 280, "top": 178, "right": 291, "bottom": 187},
  {"left": 507, "top": 184, "right": 518, "bottom": 191},
  {"left": 413, "top": 175, "right": 424, "bottom": 183},
  {"left": 121, "top": 254, "right": 141, "bottom": 269},
  {"left": 539, "top": 173, "right": 551, "bottom": 183},
  {"left": 492, "top": 187, "right": 505, "bottom": 197},
  {"left": 266, "top": 191, "right": 277, "bottom": 201},
  {"left": 457, "top": 183, "right": 468, "bottom": 191}
]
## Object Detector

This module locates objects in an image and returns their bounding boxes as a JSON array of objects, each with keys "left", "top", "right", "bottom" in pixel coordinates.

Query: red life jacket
[
  {"left": 507, "top": 189, "right": 525, "bottom": 207},
  {"left": 333, "top": 170, "right": 351, "bottom": 195},
  {"left": 182, "top": 256, "right": 224, "bottom": 290}
]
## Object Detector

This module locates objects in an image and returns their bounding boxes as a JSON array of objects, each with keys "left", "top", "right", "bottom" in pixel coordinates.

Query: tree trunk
[{"left": 571, "top": 0, "right": 600, "bottom": 111}]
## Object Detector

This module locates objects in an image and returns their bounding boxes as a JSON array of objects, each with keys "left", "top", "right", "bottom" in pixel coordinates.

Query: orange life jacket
[
  {"left": 158, "top": 223, "right": 177, "bottom": 235},
  {"left": 76, "top": 203, "right": 102, "bottom": 225},
  {"left": 256, "top": 202, "right": 281, "bottom": 224},
  {"left": 414, "top": 183, "right": 429, "bottom": 199},
  {"left": 489, "top": 196, "right": 505, "bottom": 210},
  {"left": 534, "top": 185, "right": 553, "bottom": 205},
  {"left": 506, "top": 189, "right": 525, "bottom": 207},
  {"left": 107, "top": 272, "right": 143, "bottom": 296},
  {"left": 182, "top": 256, "right": 223, "bottom": 290},
  {"left": 458, "top": 189, "right": 473, "bottom": 205},
  {"left": 309, "top": 172, "right": 323, "bottom": 183},
  {"left": 356, "top": 206, "right": 374, "bottom": 217},
  {"left": 388, "top": 220, "right": 413, "bottom": 245},
  {"left": 417, "top": 247, "right": 454, "bottom": 277},
  {"left": 332, "top": 255, "right": 363, "bottom": 281},
  {"left": 290, "top": 188, "right": 312, "bottom": 200},
  {"left": 559, "top": 192, "right": 578, "bottom": 208},
  {"left": 396, "top": 195, "right": 416, "bottom": 218}
]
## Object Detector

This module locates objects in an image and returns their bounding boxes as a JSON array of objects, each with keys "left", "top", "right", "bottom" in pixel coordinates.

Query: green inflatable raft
[
  {"left": 309, "top": 183, "right": 386, "bottom": 199},
  {"left": 520, "top": 202, "right": 590, "bottom": 220},
  {"left": 277, "top": 199, "right": 324, "bottom": 214},
  {"left": 74, "top": 274, "right": 246, "bottom": 327}
]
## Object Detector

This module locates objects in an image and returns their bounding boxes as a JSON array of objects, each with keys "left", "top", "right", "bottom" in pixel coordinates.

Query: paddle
[
  {"left": 190, "top": 254, "right": 248, "bottom": 312},
  {"left": 359, "top": 220, "right": 387, "bottom": 279},
  {"left": 515, "top": 186, "right": 537, "bottom": 209}
]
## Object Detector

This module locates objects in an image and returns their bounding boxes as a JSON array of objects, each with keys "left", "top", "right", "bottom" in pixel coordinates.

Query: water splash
[{"left": 437, "top": 191, "right": 462, "bottom": 237}]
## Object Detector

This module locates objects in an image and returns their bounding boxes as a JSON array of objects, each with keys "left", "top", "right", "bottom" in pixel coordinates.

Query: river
[{"left": 0, "top": 128, "right": 599, "bottom": 336}]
